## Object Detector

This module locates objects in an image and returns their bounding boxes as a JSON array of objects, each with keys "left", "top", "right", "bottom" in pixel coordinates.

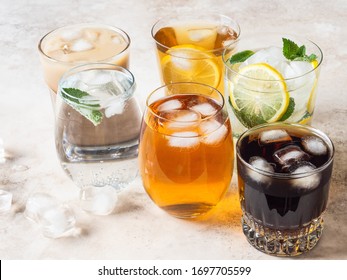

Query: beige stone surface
[{"left": 0, "top": 0, "right": 346, "bottom": 259}]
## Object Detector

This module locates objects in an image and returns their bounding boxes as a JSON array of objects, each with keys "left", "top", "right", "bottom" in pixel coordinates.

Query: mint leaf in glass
[
  {"left": 282, "top": 38, "right": 317, "bottom": 62},
  {"left": 229, "top": 50, "right": 255, "bottom": 64},
  {"left": 61, "top": 88, "right": 103, "bottom": 126}
]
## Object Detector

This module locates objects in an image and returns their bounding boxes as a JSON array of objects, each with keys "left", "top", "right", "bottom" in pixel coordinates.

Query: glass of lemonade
[
  {"left": 223, "top": 34, "right": 323, "bottom": 138},
  {"left": 38, "top": 23, "right": 130, "bottom": 103},
  {"left": 139, "top": 82, "right": 234, "bottom": 218},
  {"left": 151, "top": 13, "right": 240, "bottom": 93},
  {"left": 236, "top": 122, "right": 334, "bottom": 256},
  {"left": 56, "top": 63, "right": 142, "bottom": 190}
]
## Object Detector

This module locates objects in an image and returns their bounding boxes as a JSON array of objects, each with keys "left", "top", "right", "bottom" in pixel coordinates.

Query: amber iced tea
[
  {"left": 152, "top": 14, "right": 240, "bottom": 93},
  {"left": 139, "top": 83, "right": 234, "bottom": 218}
]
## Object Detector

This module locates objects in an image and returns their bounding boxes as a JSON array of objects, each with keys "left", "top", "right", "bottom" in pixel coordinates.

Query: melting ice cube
[
  {"left": 247, "top": 156, "right": 274, "bottom": 184},
  {"left": 249, "top": 156, "right": 275, "bottom": 173},
  {"left": 60, "top": 29, "right": 82, "bottom": 41},
  {"left": 289, "top": 161, "right": 320, "bottom": 189},
  {"left": 40, "top": 205, "right": 76, "bottom": 238},
  {"left": 80, "top": 185, "right": 118, "bottom": 215},
  {"left": 158, "top": 100, "right": 183, "bottom": 112},
  {"left": 301, "top": 136, "right": 328, "bottom": 156},
  {"left": 166, "top": 110, "right": 200, "bottom": 130},
  {"left": 259, "top": 129, "right": 292, "bottom": 145},
  {"left": 70, "top": 39, "right": 94, "bottom": 52},
  {"left": 188, "top": 28, "right": 215, "bottom": 42},
  {"left": 241, "top": 46, "right": 285, "bottom": 69},
  {"left": 0, "top": 190, "right": 12, "bottom": 214},
  {"left": 200, "top": 120, "right": 228, "bottom": 145},
  {"left": 191, "top": 103, "right": 217, "bottom": 117},
  {"left": 24, "top": 193, "right": 58, "bottom": 223},
  {"left": 83, "top": 29, "right": 100, "bottom": 42},
  {"left": 168, "top": 131, "right": 200, "bottom": 149},
  {"left": 273, "top": 145, "right": 310, "bottom": 166}
]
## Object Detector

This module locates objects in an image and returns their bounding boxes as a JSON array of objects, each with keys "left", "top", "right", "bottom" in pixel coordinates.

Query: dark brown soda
[{"left": 237, "top": 129, "right": 333, "bottom": 229}]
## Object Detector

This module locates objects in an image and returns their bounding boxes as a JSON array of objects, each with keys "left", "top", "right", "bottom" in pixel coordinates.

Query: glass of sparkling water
[{"left": 55, "top": 63, "right": 142, "bottom": 192}]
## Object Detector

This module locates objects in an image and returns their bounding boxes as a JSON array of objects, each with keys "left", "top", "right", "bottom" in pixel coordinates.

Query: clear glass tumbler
[
  {"left": 223, "top": 34, "right": 323, "bottom": 138},
  {"left": 152, "top": 13, "right": 240, "bottom": 94},
  {"left": 38, "top": 23, "right": 130, "bottom": 104},
  {"left": 139, "top": 82, "right": 234, "bottom": 218},
  {"left": 236, "top": 122, "right": 334, "bottom": 256},
  {"left": 55, "top": 63, "right": 142, "bottom": 190}
]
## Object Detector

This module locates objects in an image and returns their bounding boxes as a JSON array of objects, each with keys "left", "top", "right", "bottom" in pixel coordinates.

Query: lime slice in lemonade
[{"left": 229, "top": 63, "right": 290, "bottom": 128}]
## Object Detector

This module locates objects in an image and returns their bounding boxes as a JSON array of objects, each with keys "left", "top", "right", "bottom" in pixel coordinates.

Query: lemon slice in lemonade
[
  {"left": 161, "top": 44, "right": 220, "bottom": 88},
  {"left": 229, "top": 63, "right": 290, "bottom": 128}
]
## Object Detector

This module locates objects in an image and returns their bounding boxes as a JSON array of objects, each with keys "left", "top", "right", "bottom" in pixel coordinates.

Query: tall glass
[
  {"left": 38, "top": 23, "right": 130, "bottom": 104},
  {"left": 223, "top": 34, "right": 323, "bottom": 138},
  {"left": 56, "top": 63, "right": 142, "bottom": 190},
  {"left": 139, "top": 82, "right": 234, "bottom": 218},
  {"left": 236, "top": 122, "right": 334, "bottom": 256},
  {"left": 151, "top": 13, "right": 240, "bottom": 93}
]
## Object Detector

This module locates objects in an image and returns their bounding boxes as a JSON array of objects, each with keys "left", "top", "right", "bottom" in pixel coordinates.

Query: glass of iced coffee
[{"left": 38, "top": 23, "right": 130, "bottom": 104}]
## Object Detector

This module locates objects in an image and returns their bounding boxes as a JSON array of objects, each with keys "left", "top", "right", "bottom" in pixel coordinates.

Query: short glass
[
  {"left": 56, "top": 63, "right": 142, "bottom": 190},
  {"left": 38, "top": 23, "right": 130, "bottom": 103},
  {"left": 236, "top": 122, "right": 334, "bottom": 256},
  {"left": 139, "top": 82, "right": 234, "bottom": 218},
  {"left": 151, "top": 13, "right": 240, "bottom": 93},
  {"left": 223, "top": 34, "right": 323, "bottom": 138}
]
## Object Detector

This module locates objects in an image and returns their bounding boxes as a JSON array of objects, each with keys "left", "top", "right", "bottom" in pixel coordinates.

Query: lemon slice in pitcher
[{"left": 229, "top": 63, "right": 290, "bottom": 128}]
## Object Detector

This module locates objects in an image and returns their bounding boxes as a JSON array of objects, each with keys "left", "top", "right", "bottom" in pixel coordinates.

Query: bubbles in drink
[
  {"left": 302, "top": 135, "right": 328, "bottom": 156},
  {"left": 0, "top": 190, "right": 12, "bottom": 214}
]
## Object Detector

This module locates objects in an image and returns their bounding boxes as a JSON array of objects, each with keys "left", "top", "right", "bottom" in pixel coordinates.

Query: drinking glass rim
[
  {"left": 146, "top": 82, "right": 225, "bottom": 124},
  {"left": 222, "top": 34, "right": 323, "bottom": 81},
  {"left": 38, "top": 23, "right": 131, "bottom": 64},
  {"left": 59, "top": 62, "right": 135, "bottom": 103},
  {"left": 151, "top": 13, "right": 241, "bottom": 56},
  {"left": 236, "top": 122, "right": 334, "bottom": 179}
]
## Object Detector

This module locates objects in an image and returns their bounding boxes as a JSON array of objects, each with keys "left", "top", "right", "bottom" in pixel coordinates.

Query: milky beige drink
[{"left": 38, "top": 24, "right": 130, "bottom": 100}]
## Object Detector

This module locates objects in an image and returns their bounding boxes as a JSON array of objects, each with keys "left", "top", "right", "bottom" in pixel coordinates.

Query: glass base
[
  {"left": 161, "top": 203, "right": 214, "bottom": 219},
  {"left": 242, "top": 212, "right": 324, "bottom": 256}
]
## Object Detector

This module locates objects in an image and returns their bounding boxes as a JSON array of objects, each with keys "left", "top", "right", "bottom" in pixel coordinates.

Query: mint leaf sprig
[
  {"left": 61, "top": 88, "right": 103, "bottom": 126},
  {"left": 282, "top": 38, "right": 317, "bottom": 62}
]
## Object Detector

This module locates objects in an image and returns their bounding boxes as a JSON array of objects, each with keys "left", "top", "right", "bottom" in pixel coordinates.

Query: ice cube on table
[
  {"left": 0, "top": 190, "right": 12, "bottom": 214},
  {"left": 70, "top": 39, "right": 94, "bottom": 52},
  {"left": 259, "top": 129, "right": 292, "bottom": 145},
  {"left": 80, "top": 185, "right": 118, "bottom": 215},
  {"left": 191, "top": 103, "right": 217, "bottom": 117},
  {"left": 168, "top": 131, "right": 200, "bottom": 149},
  {"left": 302, "top": 136, "right": 328, "bottom": 156},
  {"left": 273, "top": 145, "right": 310, "bottom": 166},
  {"left": 249, "top": 156, "right": 275, "bottom": 173},
  {"left": 24, "top": 193, "right": 58, "bottom": 223},
  {"left": 289, "top": 161, "right": 320, "bottom": 189},
  {"left": 157, "top": 100, "right": 183, "bottom": 112},
  {"left": 40, "top": 205, "right": 76, "bottom": 238}
]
